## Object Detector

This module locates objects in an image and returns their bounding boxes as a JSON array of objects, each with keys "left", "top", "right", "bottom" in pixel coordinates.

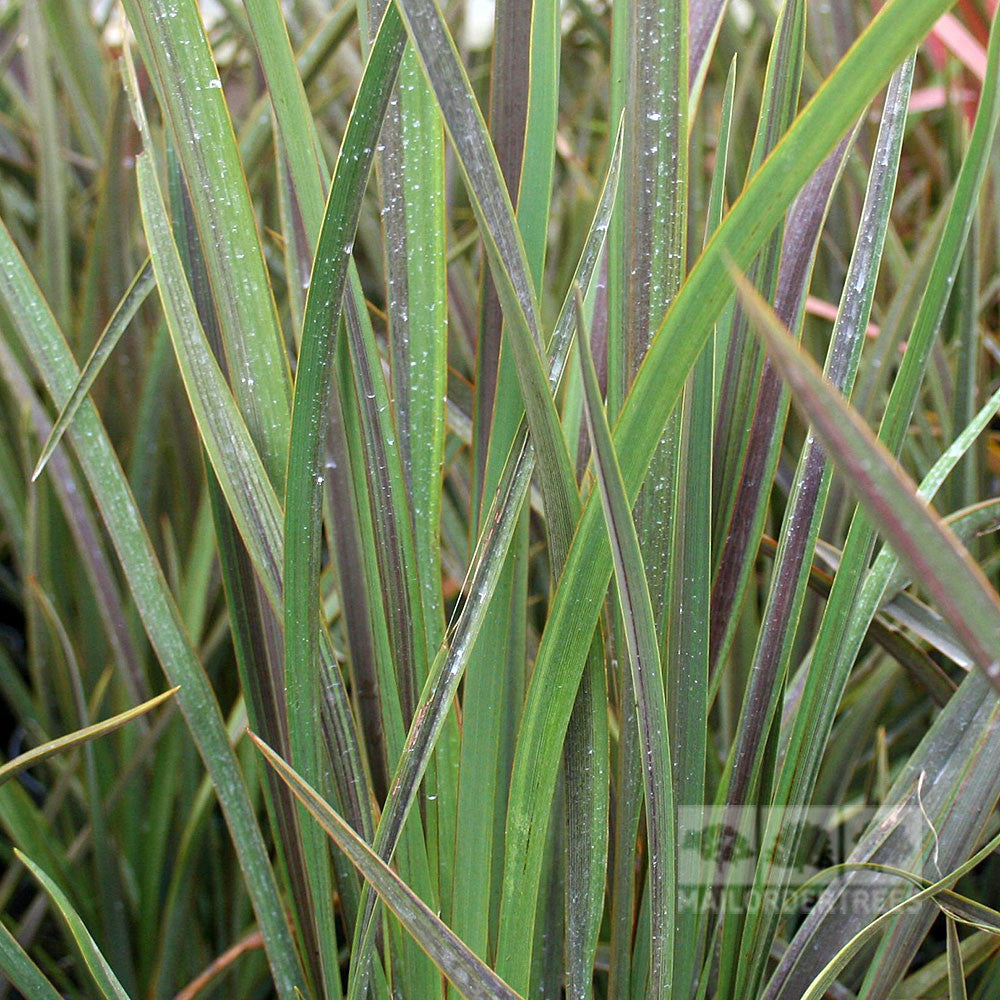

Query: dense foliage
[{"left": 2, "top": 0, "right": 1000, "bottom": 997}]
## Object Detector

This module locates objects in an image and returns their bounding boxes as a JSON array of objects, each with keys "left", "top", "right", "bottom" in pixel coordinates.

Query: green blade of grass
[
  {"left": 23, "top": 0, "right": 70, "bottom": 332},
  {"left": 121, "top": 0, "right": 292, "bottom": 486},
  {"left": 792, "top": 724, "right": 1000, "bottom": 1000},
  {"left": 132, "top": 150, "right": 284, "bottom": 611},
  {"left": 279, "top": 7, "right": 408, "bottom": 993},
  {"left": 32, "top": 259, "right": 155, "bottom": 482},
  {"left": 457, "top": 0, "right": 553, "bottom": 970},
  {"left": 665, "top": 55, "right": 736, "bottom": 996},
  {"left": 737, "top": 274, "right": 1000, "bottom": 685},
  {"left": 283, "top": 0, "right": 403, "bottom": 833},
  {"left": 739, "top": 13, "right": 1000, "bottom": 987},
  {"left": 948, "top": 919, "right": 969, "bottom": 1000},
  {"left": 577, "top": 290, "right": 675, "bottom": 999},
  {"left": 4, "top": 348, "right": 148, "bottom": 705},
  {"left": 39, "top": 0, "right": 108, "bottom": 158},
  {"left": 342, "top": 279, "right": 430, "bottom": 729},
  {"left": 496, "top": 0, "right": 968, "bottom": 980},
  {"left": 392, "top": 0, "right": 580, "bottom": 569},
  {"left": 347, "top": 128, "right": 624, "bottom": 996},
  {"left": 0, "top": 919, "right": 64, "bottom": 1000},
  {"left": 711, "top": 121, "right": 862, "bottom": 1000},
  {"left": 128, "top": 53, "right": 377, "bottom": 996},
  {"left": 237, "top": 1, "right": 356, "bottom": 181},
  {"left": 0, "top": 687, "right": 176, "bottom": 788},
  {"left": 374, "top": 48, "right": 449, "bottom": 657},
  {"left": 0, "top": 216, "right": 305, "bottom": 1000},
  {"left": 710, "top": 0, "right": 807, "bottom": 671},
  {"left": 241, "top": 0, "right": 327, "bottom": 232},
  {"left": 252, "top": 734, "right": 525, "bottom": 1000},
  {"left": 15, "top": 851, "right": 130, "bottom": 1000},
  {"left": 604, "top": 0, "right": 688, "bottom": 992},
  {"left": 340, "top": 277, "right": 440, "bottom": 998}
]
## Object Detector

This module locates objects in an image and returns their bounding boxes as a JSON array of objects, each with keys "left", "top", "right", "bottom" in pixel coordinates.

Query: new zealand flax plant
[{"left": 2, "top": 0, "right": 1000, "bottom": 997}]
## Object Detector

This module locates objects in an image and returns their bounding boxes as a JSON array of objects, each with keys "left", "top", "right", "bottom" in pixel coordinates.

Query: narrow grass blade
[
  {"left": 15, "top": 850, "right": 131, "bottom": 1000},
  {"left": 392, "top": 0, "right": 580, "bottom": 568},
  {"left": 664, "top": 55, "right": 736, "bottom": 999},
  {"left": 948, "top": 919, "right": 969, "bottom": 1000},
  {"left": 342, "top": 281, "right": 430, "bottom": 727},
  {"left": 241, "top": 0, "right": 327, "bottom": 234},
  {"left": 471, "top": 0, "right": 531, "bottom": 509},
  {"left": 374, "top": 49, "right": 448, "bottom": 652},
  {"left": 283, "top": 0, "right": 405, "bottom": 800},
  {"left": 458, "top": 1, "right": 551, "bottom": 966},
  {"left": 32, "top": 259, "right": 155, "bottom": 482},
  {"left": 127, "top": 53, "right": 373, "bottom": 996},
  {"left": 711, "top": 0, "right": 805, "bottom": 581},
  {"left": 341, "top": 277, "right": 441, "bottom": 997},
  {"left": 121, "top": 0, "right": 292, "bottom": 485},
  {"left": 689, "top": 0, "right": 728, "bottom": 107},
  {"left": 0, "top": 687, "right": 176, "bottom": 787},
  {"left": 0, "top": 919, "right": 64, "bottom": 1000},
  {"left": 252, "top": 735, "right": 525, "bottom": 1000},
  {"left": 279, "top": 10, "right": 408, "bottom": 994},
  {"left": 711, "top": 124, "right": 857, "bottom": 702},
  {"left": 712, "top": 62, "right": 900, "bottom": 996},
  {"left": 237, "top": 1, "right": 356, "bottom": 178},
  {"left": 323, "top": 378, "right": 391, "bottom": 801},
  {"left": 740, "top": 16, "right": 1000, "bottom": 988},
  {"left": 497, "top": 1, "right": 959, "bottom": 979},
  {"left": 737, "top": 274, "right": 1000, "bottom": 688},
  {"left": 0, "top": 218, "right": 306, "bottom": 1000},
  {"left": 796, "top": 803, "right": 1000, "bottom": 1000},
  {"left": 2, "top": 349, "right": 148, "bottom": 704},
  {"left": 344, "top": 125, "right": 623, "bottom": 997},
  {"left": 132, "top": 144, "right": 284, "bottom": 610},
  {"left": 577, "top": 291, "right": 675, "bottom": 999},
  {"left": 39, "top": 0, "right": 108, "bottom": 158},
  {"left": 757, "top": 401, "right": 1000, "bottom": 1000},
  {"left": 23, "top": 0, "right": 70, "bottom": 331},
  {"left": 606, "top": 0, "right": 684, "bottom": 939}
]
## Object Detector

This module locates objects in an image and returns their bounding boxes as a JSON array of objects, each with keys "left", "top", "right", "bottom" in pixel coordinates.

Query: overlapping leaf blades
[{"left": 3, "top": 1, "right": 1000, "bottom": 999}]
